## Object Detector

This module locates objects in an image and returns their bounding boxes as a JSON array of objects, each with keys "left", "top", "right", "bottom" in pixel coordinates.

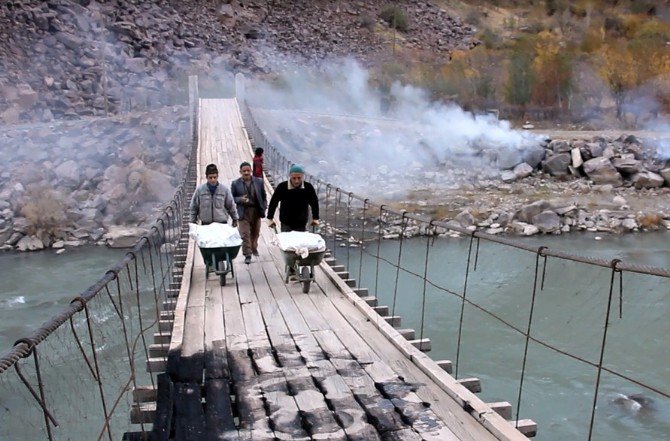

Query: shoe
[
  {"left": 289, "top": 274, "right": 299, "bottom": 282},
  {"left": 244, "top": 255, "right": 251, "bottom": 264},
  {"left": 252, "top": 250, "right": 259, "bottom": 256}
]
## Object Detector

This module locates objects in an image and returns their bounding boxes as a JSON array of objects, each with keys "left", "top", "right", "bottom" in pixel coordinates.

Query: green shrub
[{"left": 380, "top": 6, "right": 409, "bottom": 32}]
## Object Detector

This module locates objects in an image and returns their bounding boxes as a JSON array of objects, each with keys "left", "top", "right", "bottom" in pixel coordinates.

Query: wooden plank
[
  {"left": 255, "top": 242, "right": 326, "bottom": 365},
  {"left": 220, "top": 272, "right": 274, "bottom": 440},
  {"left": 236, "top": 266, "right": 311, "bottom": 440},
  {"left": 364, "top": 361, "right": 459, "bottom": 441},
  {"left": 284, "top": 365, "right": 346, "bottom": 440},
  {"left": 166, "top": 240, "right": 195, "bottom": 378},
  {"left": 150, "top": 373, "right": 173, "bottom": 441},
  {"left": 204, "top": 379, "right": 237, "bottom": 439},
  {"left": 173, "top": 382, "right": 206, "bottom": 441},
  {"left": 307, "top": 359, "right": 381, "bottom": 440},
  {"left": 329, "top": 357, "right": 408, "bottom": 435},
  {"left": 245, "top": 262, "right": 303, "bottom": 368}
]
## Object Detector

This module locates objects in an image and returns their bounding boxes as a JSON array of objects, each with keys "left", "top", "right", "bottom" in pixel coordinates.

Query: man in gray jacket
[
  {"left": 231, "top": 161, "right": 267, "bottom": 264},
  {"left": 190, "top": 163, "right": 238, "bottom": 226}
]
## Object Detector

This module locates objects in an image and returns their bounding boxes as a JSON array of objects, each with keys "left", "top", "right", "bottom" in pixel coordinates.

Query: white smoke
[{"left": 246, "top": 59, "right": 544, "bottom": 199}]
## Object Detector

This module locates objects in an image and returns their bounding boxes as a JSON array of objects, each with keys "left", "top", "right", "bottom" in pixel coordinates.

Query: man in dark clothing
[
  {"left": 231, "top": 161, "right": 267, "bottom": 264},
  {"left": 267, "top": 164, "right": 319, "bottom": 232}
]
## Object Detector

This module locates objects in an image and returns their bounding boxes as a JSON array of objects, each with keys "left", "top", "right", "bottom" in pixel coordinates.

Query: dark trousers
[
  {"left": 280, "top": 223, "right": 305, "bottom": 232},
  {"left": 239, "top": 209, "right": 261, "bottom": 256}
]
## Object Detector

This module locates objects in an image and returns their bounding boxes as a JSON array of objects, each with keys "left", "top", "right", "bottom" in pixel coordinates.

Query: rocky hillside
[
  {"left": 0, "top": 0, "right": 478, "bottom": 251},
  {"left": 0, "top": 0, "right": 476, "bottom": 124}
]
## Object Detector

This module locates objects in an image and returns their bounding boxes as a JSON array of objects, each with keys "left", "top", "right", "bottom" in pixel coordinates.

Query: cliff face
[{"left": 0, "top": 0, "right": 476, "bottom": 124}]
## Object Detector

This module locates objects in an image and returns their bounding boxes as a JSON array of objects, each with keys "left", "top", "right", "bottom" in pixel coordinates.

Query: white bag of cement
[
  {"left": 275, "top": 231, "right": 326, "bottom": 258},
  {"left": 189, "top": 223, "right": 242, "bottom": 248}
]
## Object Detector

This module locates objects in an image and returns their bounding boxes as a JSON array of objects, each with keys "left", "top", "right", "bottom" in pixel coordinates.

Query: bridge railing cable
[
  {"left": 240, "top": 98, "right": 670, "bottom": 440},
  {"left": 0, "top": 87, "right": 199, "bottom": 439}
]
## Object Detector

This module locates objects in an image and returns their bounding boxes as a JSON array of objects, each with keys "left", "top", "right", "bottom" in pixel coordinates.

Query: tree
[
  {"left": 596, "top": 40, "right": 637, "bottom": 119},
  {"left": 532, "top": 31, "right": 574, "bottom": 110},
  {"left": 505, "top": 39, "right": 536, "bottom": 112}
]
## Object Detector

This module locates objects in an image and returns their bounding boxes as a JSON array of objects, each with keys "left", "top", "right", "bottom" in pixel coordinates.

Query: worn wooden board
[
  {"left": 173, "top": 382, "right": 206, "bottom": 440},
  {"left": 150, "top": 373, "right": 174, "bottom": 441}
]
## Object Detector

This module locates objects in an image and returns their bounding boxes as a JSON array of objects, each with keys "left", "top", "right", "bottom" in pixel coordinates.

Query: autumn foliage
[{"left": 391, "top": 1, "right": 670, "bottom": 125}]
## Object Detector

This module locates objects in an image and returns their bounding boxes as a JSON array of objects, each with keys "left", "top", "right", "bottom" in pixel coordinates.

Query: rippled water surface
[{"left": 0, "top": 247, "right": 126, "bottom": 351}]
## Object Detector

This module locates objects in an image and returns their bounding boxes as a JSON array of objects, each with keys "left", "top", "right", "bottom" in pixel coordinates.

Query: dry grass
[
  {"left": 637, "top": 212, "right": 664, "bottom": 230},
  {"left": 20, "top": 186, "right": 68, "bottom": 236}
]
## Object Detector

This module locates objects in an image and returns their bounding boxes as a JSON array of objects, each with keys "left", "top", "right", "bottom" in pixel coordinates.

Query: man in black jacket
[
  {"left": 267, "top": 164, "right": 319, "bottom": 232},
  {"left": 231, "top": 161, "right": 267, "bottom": 264}
]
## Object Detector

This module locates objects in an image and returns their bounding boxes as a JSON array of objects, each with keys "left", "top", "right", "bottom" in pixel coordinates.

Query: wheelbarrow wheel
[
  {"left": 218, "top": 261, "right": 227, "bottom": 286},
  {"left": 301, "top": 266, "right": 311, "bottom": 293}
]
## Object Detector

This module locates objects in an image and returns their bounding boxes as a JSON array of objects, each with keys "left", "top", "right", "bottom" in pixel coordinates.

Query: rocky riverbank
[{"left": 0, "top": 107, "right": 190, "bottom": 251}]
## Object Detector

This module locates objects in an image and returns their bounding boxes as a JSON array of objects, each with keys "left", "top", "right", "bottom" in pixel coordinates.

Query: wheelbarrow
[
  {"left": 199, "top": 244, "right": 241, "bottom": 286},
  {"left": 280, "top": 248, "right": 326, "bottom": 293}
]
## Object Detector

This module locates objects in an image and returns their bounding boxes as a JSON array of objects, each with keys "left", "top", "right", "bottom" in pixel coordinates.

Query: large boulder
[
  {"left": 631, "top": 171, "right": 664, "bottom": 189},
  {"left": 612, "top": 156, "right": 642, "bottom": 175},
  {"left": 542, "top": 153, "right": 571, "bottom": 176},
  {"left": 583, "top": 157, "right": 622, "bottom": 186},
  {"left": 532, "top": 210, "right": 561, "bottom": 233},
  {"left": 104, "top": 226, "right": 148, "bottom": 248},
  {"left": 516, "top": 200, "right": 551, "bottom": 223}
]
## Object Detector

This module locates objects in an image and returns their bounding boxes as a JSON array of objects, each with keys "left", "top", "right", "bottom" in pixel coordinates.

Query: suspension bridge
[
  {"left": 125, "top": 96, "right": 535, "bottom": 440},
  {"left": 2, "top": 77, "right": 669, "bottom": 440}
]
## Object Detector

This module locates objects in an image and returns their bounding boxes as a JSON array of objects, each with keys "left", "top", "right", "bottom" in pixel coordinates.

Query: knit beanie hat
[{"left": 289, "top": 164, "right": 304, "bottom": 174}]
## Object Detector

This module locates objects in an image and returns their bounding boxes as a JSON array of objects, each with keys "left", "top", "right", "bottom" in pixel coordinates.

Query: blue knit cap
[{"left": 289, "top": 164, "right": 304, "bottom": 174}]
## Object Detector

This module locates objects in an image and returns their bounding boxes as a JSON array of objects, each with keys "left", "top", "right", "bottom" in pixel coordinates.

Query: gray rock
[
  {"left": 54, "top": 160, "right": 81, "bottom": 183},
  {"left": 16, "top": 235, "right": 45, "bottom": 251},
  {"left": 621, "top": 218, "right": 638, "bottom": 231},
  {"left": 6, "top": 232, "right": 24, "bottom": 246},
  {"left": 104, "top": 225, "right": 147, "bottom": 248},
  {"left": 583, "top": 157, "right": 623, "bottom": 186},
  {"left": 513, "top": 162, "right": 533, "bottom": 179},
  {"left": 501, "top": 170, "right": 517, "bottom": 182},
  {"left": 522, "top": 145, "right": 546, "bottom": 168},
  {"left": 532, "top": 210, "right": 561, "bottom": 233},
  {"left": 509, "top": 221, "right": 539, "bottom": 236},
  {"left": 571, "top": 148, "right": 583, "bottom": 168},
  {"left": 587, "top": 142, "right": 605, "bottom": 158},
  {"left": 454, "top": 209, "right": 476, "bottom": 228},
  {"left": 548, "top": 140, "right": 571, "bottom": 153},
  {"left": 542, "top": 153, "right": 571, "bottom": 176},
  {"left": 612, "top": 157, "right": 641, "bottom": 175},
  {"left": 631, "top": 171, "right": 664, "bottom": 189},
  {"left": 659, "top": 168, "right": 670, "bottom": 183},
  {"left": 516, "top": 200, "right": 551, "bottom": 223}
]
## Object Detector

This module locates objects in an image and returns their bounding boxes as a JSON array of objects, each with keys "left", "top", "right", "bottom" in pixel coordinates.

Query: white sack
[
  {"left": 275, "top": 231, "right": 326, "bottom": 258},
  {"left": 189, "top": 223, "right": 242, "bottom": 248}
]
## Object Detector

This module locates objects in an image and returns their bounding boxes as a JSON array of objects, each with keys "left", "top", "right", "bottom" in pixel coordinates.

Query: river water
[
  {"left": 0, "top": 247, "right": 126, "bottom": 351},
  {"left": 339, "top": 231, "right": 670, "bottom": 441},
  {"left": 1, "top": 233, "right": 668, "bottom": 440}
]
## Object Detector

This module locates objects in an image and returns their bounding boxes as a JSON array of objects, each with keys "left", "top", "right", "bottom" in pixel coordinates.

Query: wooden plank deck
[{"left": 160, "top": 98, "right": 529, "bottom": 440}]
